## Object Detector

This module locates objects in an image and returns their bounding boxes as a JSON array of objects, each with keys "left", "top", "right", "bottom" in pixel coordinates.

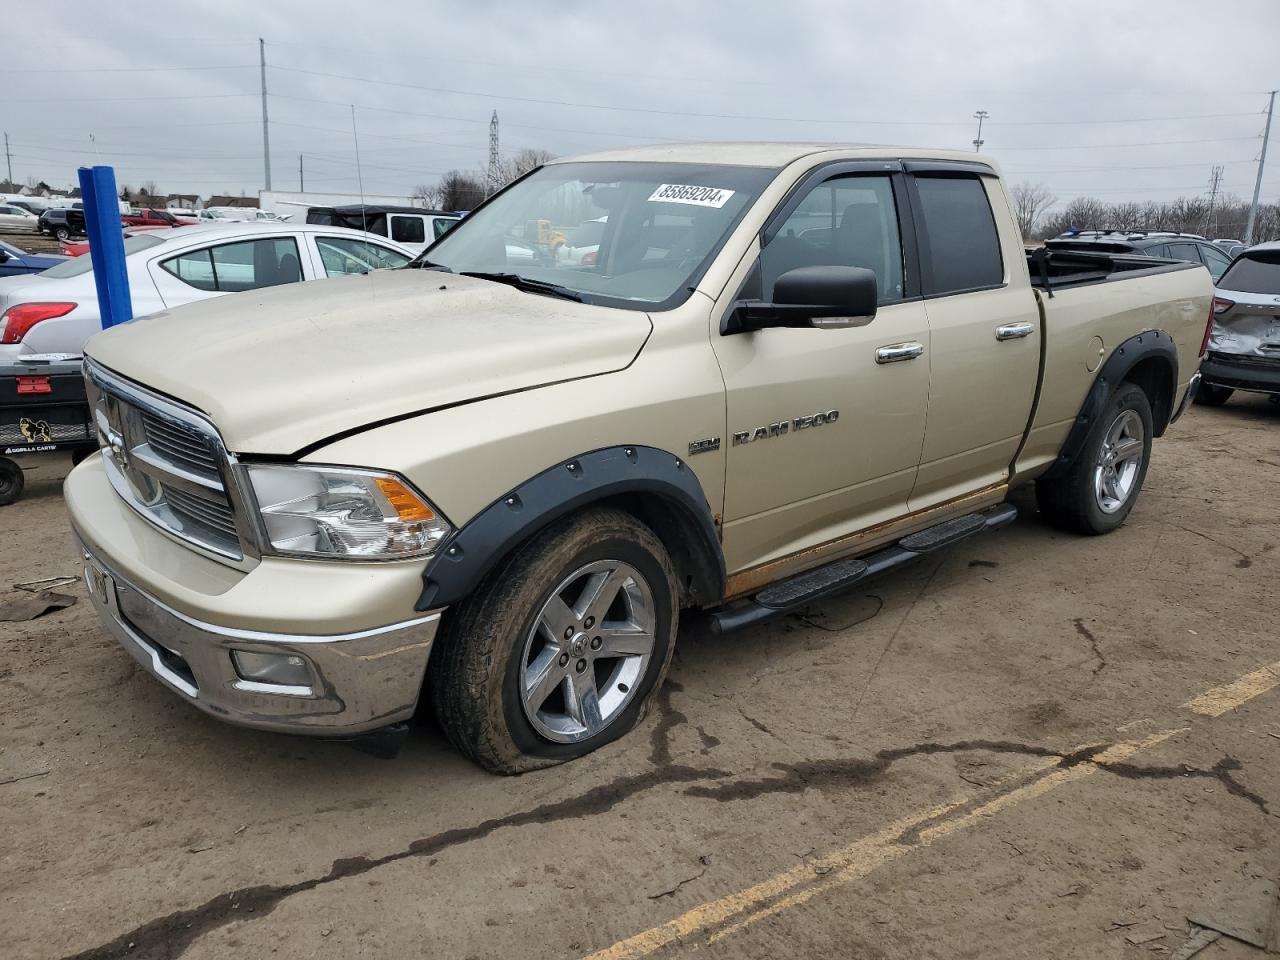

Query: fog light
[{"left": 231, "top": 650, "right": 311, "bottom": 687}]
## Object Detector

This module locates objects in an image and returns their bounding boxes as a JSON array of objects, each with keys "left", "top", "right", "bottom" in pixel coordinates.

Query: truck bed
[{"left": 1026, "top": 247, "right": 1198, "bottom": 293}]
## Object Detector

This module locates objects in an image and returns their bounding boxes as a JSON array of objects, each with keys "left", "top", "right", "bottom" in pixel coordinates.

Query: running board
[{"left": 709, "top": 503, "right": 1018, "bottom": 634}]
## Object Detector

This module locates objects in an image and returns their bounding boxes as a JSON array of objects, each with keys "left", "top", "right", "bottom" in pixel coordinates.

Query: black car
[
  {"left": 36, "top": 207, "right": 86, "bottom": 242},
  {"left": 1046, "top": 232, "right": 1234, "bottom": 283}
]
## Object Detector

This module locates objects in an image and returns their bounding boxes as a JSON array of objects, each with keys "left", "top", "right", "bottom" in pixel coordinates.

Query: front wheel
[
  {"left": 54, "top": 226, "right": 70, "bottom": 241},
  {"left": 1036, "top": 382, "right": 1153, "bottom": 535},
  {"left": 1194, "top": 383, "right": 1233, "bottom": 407},
  {"left": 429, "top": 507, "right": 678, "bottom": 774}
]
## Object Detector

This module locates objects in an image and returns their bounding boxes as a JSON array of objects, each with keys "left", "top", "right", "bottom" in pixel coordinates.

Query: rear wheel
[
  {"left": 429, "top": 507, "right": 678, "bottom": 774},
  {"left": 0, "top": 458, "right": 25, "bottom": 506},
  {"left": 1194, "top": 383, "right": 1233, "bottom": 407},
  {"left": 1036, "top": 382, "right": 1153, "bottom": 535},
  {"left": 54, "top": 226, "right": 70, "bottom": 242}
]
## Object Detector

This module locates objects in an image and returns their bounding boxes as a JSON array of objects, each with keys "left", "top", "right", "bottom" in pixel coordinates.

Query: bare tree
[
  {"left": 1009, "top": 182, "right": 1056, "bottom": 240},
  {"left": 411, "top": 183, "right": 442, "bottom": 208},
  {"left": 438, "top": 170, "right": 488, "bottom": 211},
  {"left": 496, "top": 149, "right": 555, "bottom": 187}
]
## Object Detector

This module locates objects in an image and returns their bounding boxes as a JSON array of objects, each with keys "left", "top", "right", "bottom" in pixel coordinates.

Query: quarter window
[
  {"left": 161, "top": 237, "right": 302, "bottom": 292},
  {"left": 912, "top": 175, "right": 1003, "bottom": 295},
  {"left": 760, "top": 175, "right": 904, "bottom": 304}
]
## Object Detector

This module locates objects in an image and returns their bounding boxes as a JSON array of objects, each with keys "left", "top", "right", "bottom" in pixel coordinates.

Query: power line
[
  {"left": 267, "top": 64, "right": 1261, "bottom": 128},
  {"left": 0, "top": 63, "right": 255, "bottom": 74}
]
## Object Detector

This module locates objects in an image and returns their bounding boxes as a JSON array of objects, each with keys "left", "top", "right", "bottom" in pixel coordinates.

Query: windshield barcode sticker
[{"left": 648, "top": 184, "right": 735, "bottom": 208}]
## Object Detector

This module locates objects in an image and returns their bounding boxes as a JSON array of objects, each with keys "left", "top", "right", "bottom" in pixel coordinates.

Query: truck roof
[{"left": 554, "top": 142, "right": 998, "bottom": 169}]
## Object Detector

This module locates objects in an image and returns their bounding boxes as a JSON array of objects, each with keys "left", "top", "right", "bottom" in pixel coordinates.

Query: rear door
[{"left": 906, "top": 167, "right": 1042, "bottom": 510}]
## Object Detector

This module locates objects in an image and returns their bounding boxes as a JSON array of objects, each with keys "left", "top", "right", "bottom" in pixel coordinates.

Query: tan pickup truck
[{"left": 65, "top": 144, "right": 1212, "bottom": 772}]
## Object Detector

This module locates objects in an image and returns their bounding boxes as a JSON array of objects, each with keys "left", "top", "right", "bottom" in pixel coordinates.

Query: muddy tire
[
  {"left": 1193, "top": 383, "right": 1233, "bottom": 407},
  {"left": 428, "top": 507, "right": 678, "bottom": 775},
  {"left": 0, "top": 458, "right": 24, "bottom": 506},
  {"left": 1036, "top": 382, "right": 1153, "bottom": 536}
]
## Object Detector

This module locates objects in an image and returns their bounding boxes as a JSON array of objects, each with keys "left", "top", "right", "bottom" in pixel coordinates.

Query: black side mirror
[
  {"left": 0, "top": 250, "right": 9, "bottom": 263},
  {"left": 725, "top": 265, "right": 878, "bottom": 334}
]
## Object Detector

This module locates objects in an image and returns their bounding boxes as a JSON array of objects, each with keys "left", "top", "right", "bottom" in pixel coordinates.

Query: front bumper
[
  {"left": 1201, "top": 353, "right": 1280, "bottom": 396},
  {"left": 75, "top": 530, "right": 440, "bottom": 736}
]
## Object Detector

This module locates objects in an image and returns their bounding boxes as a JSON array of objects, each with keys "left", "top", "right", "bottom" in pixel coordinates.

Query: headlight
[{"left": 246, "top": 464, "right": 452, "bottom": 560}]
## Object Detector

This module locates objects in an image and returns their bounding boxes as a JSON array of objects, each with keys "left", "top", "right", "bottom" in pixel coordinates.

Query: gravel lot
[
  {"left": 0, "top": 229, "right": 63, "bottom": 255},
  {"left": 2, "top": 398, "right": 1278, "bottom": 960}
]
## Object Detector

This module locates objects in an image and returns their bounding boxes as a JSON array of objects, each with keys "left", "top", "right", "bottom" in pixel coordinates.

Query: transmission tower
[
  {"left": 1204, "top": 165, "right": 1224, "bottom": 237},
  {"left": 486, "top": 111, "right": 500, "bottom": 197}
]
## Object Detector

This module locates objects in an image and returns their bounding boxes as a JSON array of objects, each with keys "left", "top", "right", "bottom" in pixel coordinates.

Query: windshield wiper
[
  {"left": 414, "top": 259, "right": 453, "bottom": 272},
  {"left": 460, "top": 271, "right": 584, "bottom": 302}
]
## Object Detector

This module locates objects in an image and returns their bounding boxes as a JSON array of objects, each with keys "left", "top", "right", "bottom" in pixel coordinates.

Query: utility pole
[
  {"left": 1245, "top": 90, "right": 1275, "bottom": 246},
  {"left": 298, "top": 153, "right": 304, "bottom": 192},
  {"left": 3, "top": 132, "right": 11, "bottom": 186},
  {"left": 972, "top": 110, "right": 988, "bottom": 152},
  {"left": 259, "top": 38, "right": 272, "bottom": 191},
  {"left": 1204, "top": 165, "right": 1224, "bottom": 237},
  {"left": 486, "top": 111, "right": 500, "bottom": 196}
]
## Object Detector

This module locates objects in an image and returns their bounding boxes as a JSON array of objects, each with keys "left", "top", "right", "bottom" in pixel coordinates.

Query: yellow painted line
[
  {"left": 1184, "top": 661, "right": 1280, "bottom": 717},
  {"left": 704, "top": 731, "right": 1179, "bottom": 947},
  {"left": 587, "top": 658, "right": 1277, "bottom": 960}
]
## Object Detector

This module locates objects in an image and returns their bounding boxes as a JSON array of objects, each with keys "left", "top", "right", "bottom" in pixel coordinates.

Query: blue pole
[{"left": 76, "top": 165, "right": 132, "bottom": 329}]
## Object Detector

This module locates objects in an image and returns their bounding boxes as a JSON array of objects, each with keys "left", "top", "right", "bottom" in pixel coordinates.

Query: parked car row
[
  {"left": 0, "top": 222, "right": 414, "bottom": 360},
  {"left": 1047, "top": 231, "right": 1235, "bottom": 281}
]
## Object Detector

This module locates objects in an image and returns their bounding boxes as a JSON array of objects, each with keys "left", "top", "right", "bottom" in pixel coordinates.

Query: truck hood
[{"left": 84, "top": 270, "right": 652, "bottom": 454}]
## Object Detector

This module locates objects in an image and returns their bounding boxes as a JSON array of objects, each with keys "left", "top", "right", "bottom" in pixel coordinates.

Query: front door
[{"left": 714, "top": 170, "right": 931, "bottom": 572}]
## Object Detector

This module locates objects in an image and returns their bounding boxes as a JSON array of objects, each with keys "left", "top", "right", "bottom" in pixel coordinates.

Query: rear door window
[
  {"left": 161, "top": 237, "right": 302, "bottom": 292},
  {"left": 390, "top": 215, "right": 427, "bottom": 244},
  {"left": 1166, "top": 242, "right": 1201, "bottom": 264},
  {"left": 912, "top": 175, "right": 1003, "bottom": 295},
  {"left": 1217, "top": 252, "right": 1280, "bottom": 294}
]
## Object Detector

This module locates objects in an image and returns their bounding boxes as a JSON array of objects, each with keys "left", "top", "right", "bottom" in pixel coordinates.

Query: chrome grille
[
  {"left": 142, "top": 413, "right": 220, "bottom": 479},
  {"left": 84, "top": 361, "right": 249, "bottom": 563},
  {"left": 159, "top": 482, "right": 240, "bottom": 549}
]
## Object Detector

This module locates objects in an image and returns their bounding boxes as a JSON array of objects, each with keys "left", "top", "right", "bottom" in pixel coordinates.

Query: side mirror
[
  {"left": 725, "top": 265, "right": 877, "bottom": 334},
  {"left": 0, "top": 250, "right": 9, "bottom": 263}
]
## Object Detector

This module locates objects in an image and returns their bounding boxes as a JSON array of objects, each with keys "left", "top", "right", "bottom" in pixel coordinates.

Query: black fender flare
[
  {"left": 416, "top": 445, "right": 726, "bottom": 611},
  {"left": 1041, "top": 328, "right": 1178, "bottom": 480}
]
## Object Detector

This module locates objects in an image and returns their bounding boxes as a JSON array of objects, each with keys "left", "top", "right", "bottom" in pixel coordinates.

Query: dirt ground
[
  {"left": 0, "top": 229, "right": 63, "bottom": 255},
  {"left": 2, "top": 397, "right": 1278, "bottom": 960}
]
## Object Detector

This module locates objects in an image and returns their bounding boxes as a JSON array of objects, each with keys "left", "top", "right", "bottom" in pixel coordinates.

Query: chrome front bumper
[{"left": 75, "top": 532, "right": 440, "bottom": 736}]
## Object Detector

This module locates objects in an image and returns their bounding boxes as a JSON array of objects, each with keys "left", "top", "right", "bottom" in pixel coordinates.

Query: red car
[
  {"left": 61, "top": 225, "right": 175, "bottom": 257},
  {"left": 120, "top": 208, "right": 196, "bottom": 228}
]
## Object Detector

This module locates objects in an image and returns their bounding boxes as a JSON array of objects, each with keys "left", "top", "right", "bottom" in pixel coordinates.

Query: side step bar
[{"left": 709, "top": 503, "right": 1018, "bottom": 634}]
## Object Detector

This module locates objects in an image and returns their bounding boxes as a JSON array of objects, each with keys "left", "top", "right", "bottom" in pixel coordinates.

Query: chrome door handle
[
  {"left": 995, "top": 322, "right": 1035, "bottom": 341},
  {"left": 875, "top": 341, "right": 925, "bottom": 364}
]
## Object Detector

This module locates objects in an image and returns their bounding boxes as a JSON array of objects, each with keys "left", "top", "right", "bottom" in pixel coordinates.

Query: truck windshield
[{"left": 420, "top": 161, "right": 777, "bottom": 310}]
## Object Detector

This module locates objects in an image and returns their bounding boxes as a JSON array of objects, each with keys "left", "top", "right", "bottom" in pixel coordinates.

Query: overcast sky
[{"left": 4, "top": 0, "right": 1279, "bottom": 213}]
